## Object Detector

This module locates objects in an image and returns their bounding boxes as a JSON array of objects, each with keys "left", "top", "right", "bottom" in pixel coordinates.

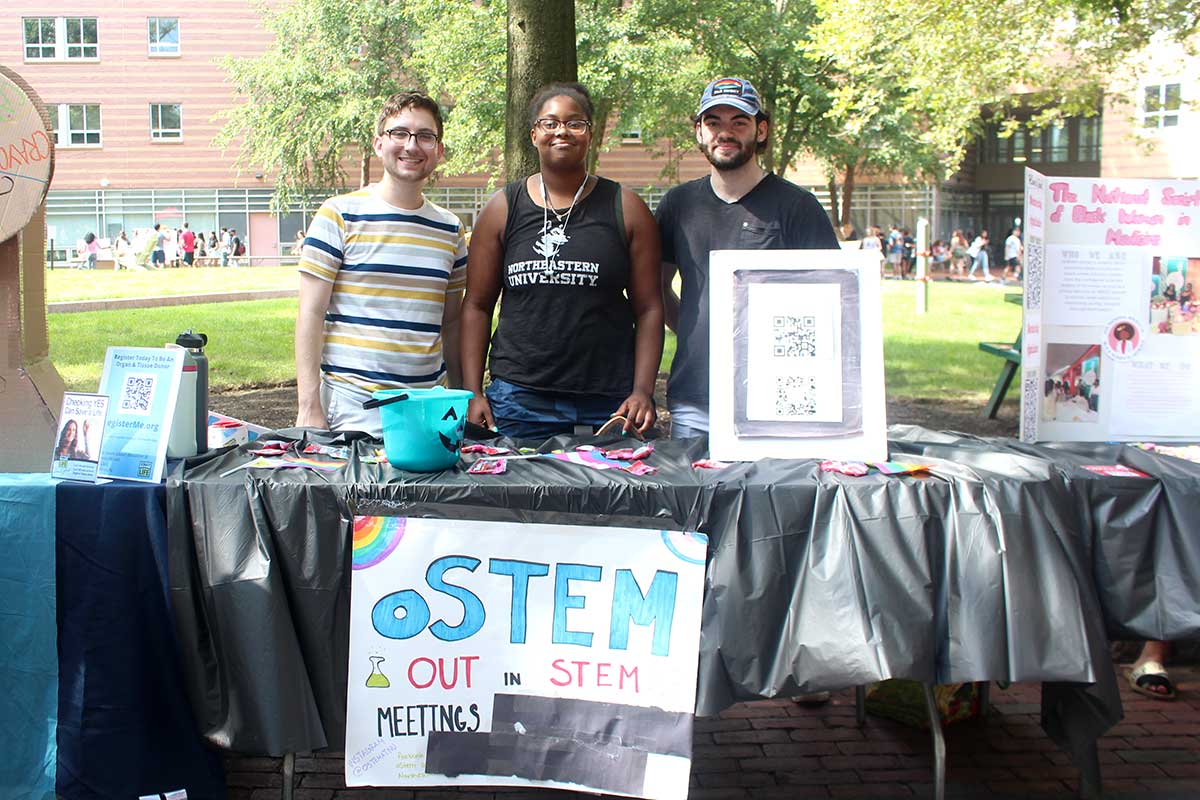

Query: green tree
[
  {"left": 410, "top": 0, "right": 706, "bottom": 184},
  {"left": 214, "top": 0, "right": 422, "bottom": 211}
]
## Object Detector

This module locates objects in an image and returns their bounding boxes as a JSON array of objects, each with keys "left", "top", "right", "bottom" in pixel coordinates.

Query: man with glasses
[
  {"left": 657, "top": 77, "right": 839, "bottom": 438},
  {"left": 295, "top": 92, "right": 468, "bottom": 435}
]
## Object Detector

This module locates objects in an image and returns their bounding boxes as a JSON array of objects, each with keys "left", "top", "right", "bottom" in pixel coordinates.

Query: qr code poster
[
  {"left": 708, "top": 249, "right": 887, "bottom": 463},
  {"left": 96, "top": 346, "right": 185, "bottom": 483},
  {"left": 118, "top": 372, "right": 159, "bottom": 416},
  {"left": 744, "top": 282, "right": 843, "bottom": 423}
]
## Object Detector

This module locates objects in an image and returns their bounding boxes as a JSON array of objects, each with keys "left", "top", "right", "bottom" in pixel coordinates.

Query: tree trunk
[
  {"left": 359, "top": 149, "right": 371, "bottom": 188},
  {"left": 588, "top": 96, "right": 612, "bottom": 175},
  {"left": 840, "top": 162, "right": 856, "bottom": 228},
  {"left": 826, "top": 171, "right": 840, "bottom": 233},
  {"left": 505, "top": 0, "right": 577, "bottom": 182}
]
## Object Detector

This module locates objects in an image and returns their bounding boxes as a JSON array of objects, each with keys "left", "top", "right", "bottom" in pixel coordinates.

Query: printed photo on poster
[
  {"left": 1149, "top": 255, "right": 1200, "bottom": 335},
  {"left": 1042, "top": 343, "right": 1101, "bottom": 423}
]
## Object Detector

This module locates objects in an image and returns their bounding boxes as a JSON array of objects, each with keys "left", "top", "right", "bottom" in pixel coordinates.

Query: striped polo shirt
[{"left": 298, "top": 188, "right": 468, "bottom": 396}]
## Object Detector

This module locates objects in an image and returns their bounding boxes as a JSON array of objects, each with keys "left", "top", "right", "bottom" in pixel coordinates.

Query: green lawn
[{"left": 47, "top": 272, "right": 1020, "bottom": 400}]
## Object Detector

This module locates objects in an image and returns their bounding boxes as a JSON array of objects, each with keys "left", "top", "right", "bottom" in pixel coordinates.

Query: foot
[{"left": 1127, "top": 660, "right": 1177, "bottom": 700}]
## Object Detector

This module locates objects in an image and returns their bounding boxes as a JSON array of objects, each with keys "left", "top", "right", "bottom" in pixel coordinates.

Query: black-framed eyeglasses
[
  {"left": 383, "top": 127, "right": 440, "bottom": 147},
  {"left": 534, "top": 118, "right": 591, "bottom": 134}
]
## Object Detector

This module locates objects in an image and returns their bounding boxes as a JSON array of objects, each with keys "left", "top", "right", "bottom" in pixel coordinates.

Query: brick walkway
[{"left": 224, "top": 663, "right": 1198, "bottom": 800}]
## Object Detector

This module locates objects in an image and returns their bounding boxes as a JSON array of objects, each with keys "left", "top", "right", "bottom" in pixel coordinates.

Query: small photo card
[{"left": 50, "top": 392, "right": 108, "bottom": 482}]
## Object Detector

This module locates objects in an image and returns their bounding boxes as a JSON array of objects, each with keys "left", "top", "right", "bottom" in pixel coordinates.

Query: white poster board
[
  {"left": 1022, "top": 169, "right": 1200, "bottom": 442},
  {"left": 708, "top": 249, "right": 887, "bottom": 462},
  {"left": 346, "top": 517, "right": 707, "bottom": 799}
]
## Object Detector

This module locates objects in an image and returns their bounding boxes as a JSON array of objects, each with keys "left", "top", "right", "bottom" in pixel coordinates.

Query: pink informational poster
[{"left": 1022, "top": 168, "right": 1200, "bottom": 442}]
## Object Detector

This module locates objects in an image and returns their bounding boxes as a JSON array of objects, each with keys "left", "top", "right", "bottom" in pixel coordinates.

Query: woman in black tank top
[{"left": 460, "top": 83, "right": 663, "bottom": 440}]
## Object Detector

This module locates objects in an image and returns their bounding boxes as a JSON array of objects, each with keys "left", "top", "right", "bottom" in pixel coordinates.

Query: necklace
[
  {"left": 539, "top": 171, "right": 589, "bottom": 232},
  {"left": 536, "top": 172, "right": 589, "bottom": 276}
]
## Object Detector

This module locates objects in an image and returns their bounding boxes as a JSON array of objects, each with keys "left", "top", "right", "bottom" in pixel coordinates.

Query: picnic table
[{"left": 978, "top": 292, "right": 1023, "bottom": 418}]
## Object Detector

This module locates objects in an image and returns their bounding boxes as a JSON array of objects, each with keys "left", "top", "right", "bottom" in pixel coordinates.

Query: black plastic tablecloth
[{"left": 165, "top": 427, "right": 1179, "bottom": 771}]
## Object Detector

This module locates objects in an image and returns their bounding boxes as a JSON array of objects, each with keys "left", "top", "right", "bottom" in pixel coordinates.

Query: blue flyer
[{"left": 97, "top": 347, "right": 184, "bottom": 483}]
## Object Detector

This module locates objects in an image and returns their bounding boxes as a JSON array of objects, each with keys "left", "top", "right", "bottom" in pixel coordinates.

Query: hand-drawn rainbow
[
  {"left": 352, "top": 516, "right": 406, "bottom": 570},
  {"left": 660, "top": 530, "right": 708, "bottom": 565}
]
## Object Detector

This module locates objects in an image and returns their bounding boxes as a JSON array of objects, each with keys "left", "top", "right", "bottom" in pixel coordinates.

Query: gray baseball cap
[{"left": 696, "top": 77, "right": 767, "bottom": 119}]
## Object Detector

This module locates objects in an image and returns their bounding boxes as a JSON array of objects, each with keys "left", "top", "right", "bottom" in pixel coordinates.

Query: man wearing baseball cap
[{"left": 657, "top": 77, "right": 840, "bottom": 438}]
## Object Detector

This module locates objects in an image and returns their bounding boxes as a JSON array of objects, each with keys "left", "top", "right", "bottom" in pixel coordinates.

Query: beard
[{"left": 701, "top": 137, "right": 756, "bottom": 171}]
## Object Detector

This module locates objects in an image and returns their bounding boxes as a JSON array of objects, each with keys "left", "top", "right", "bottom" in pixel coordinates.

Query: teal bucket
[{"left": 373, "top": 387, "right": 474, "bottom": 472}]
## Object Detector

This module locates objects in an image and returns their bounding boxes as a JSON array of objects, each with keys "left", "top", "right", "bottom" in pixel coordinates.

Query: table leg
[
  {"left": 984, "top": 359, "right": 1019, "bottom": 419},
  {"left": 855, "top": 685, "right": 866, "bottom": 726},
  {"left": 1077, "top": 743, "right": 1102, "bottom": 800},
  {"left": 284, "top": 752, "right": 294, "bottom": 800},
  {"left": 922, "top": 683, "right": 946, "bottom": 800}
]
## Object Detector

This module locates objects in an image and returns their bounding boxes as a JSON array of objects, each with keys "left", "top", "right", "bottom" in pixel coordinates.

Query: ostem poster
[
  {"left": 1022, "top": 169, "right": 1200, "bottom": 442},
  {"left": 346, "top": 517, "right": 707, "bottom": 799}
]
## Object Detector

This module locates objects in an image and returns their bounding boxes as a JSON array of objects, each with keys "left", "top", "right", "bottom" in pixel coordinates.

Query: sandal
[{"left": 1127, "top": 660, "right": 1177, "bottom": 701}]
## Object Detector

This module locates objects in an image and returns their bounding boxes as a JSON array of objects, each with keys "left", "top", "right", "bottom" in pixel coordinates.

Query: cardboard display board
[
  {"left": 709, "top": 249, "right": 887, "bottom": 462},
  {"left": 0, "top": 66, "right": 60, "bottom": 472},
  {"left": 346, "top": 517, "right": 707, "bottom": 799},
  {"left": 0, "top": 68, "right": 52, "bottom": 243},
  {"left": 1022, "top": 168, "right": 1200, "bottom": 442}
]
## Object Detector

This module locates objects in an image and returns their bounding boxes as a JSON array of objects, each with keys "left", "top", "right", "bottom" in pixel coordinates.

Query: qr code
[
  {"left": 776, "top": 375, "right": 817, "bottom": 416},
  {"left": 772, "top": 315, "right": 817, "bottom": 357},
  {"left": 119, "top": 373, "right": 157, "bottom": 416}
]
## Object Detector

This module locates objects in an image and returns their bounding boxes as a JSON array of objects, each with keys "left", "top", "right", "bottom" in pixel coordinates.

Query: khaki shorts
[{"left": 320, "top": 379, "right": 383, "bottom": 438}]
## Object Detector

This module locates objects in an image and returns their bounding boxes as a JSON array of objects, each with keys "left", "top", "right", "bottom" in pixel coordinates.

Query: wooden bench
[{"left": 979, "top": 293, "right": 1023, "bottom": 419}]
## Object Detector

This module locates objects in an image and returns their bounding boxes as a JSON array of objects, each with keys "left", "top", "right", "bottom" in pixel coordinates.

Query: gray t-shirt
[{"left": 655, "top": 173, "right": 839, "bottom": 408}]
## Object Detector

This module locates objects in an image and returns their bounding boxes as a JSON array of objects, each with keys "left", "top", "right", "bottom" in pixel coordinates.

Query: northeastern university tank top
[{"left": 489, "top": 176, "right": 635, "bottom": 396}]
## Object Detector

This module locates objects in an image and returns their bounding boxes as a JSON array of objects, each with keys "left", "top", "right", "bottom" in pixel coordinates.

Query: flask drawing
[{"left": 366, "top": 656, "right": 390, "bottom": 688}]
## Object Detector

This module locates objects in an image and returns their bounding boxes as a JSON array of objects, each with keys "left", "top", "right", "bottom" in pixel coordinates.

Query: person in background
[
  {"left": 461, "top": 82, "right": 662, "bottom": 439},
  {"left": 657, "top": 76, "right": 839, "bottom": 439},
  {"left": 219, "top": 227, "right": 231, "bottom": 268},
  {"left": 180, "top": 222, "right": 197, "bottom": 267},
  {"left": 114, "top": 230, "right": 134, "bottom": 270},
  {"left": 295, "top": 91, "right": 467, "bottom": 436},
  {"left": 228, "top": 229, "right": 242, "bottom": 267},
  {"left": 151, "top": 224, "right": 167, "bottom": 269},
  {"left": 1003, "top": 226, "right": 1022, "bottom": 283},
  {"left": 860, "top": 225, "right": 884, "bottom": 275},
  {"left": 83, "top": 232, "right": 98, "bottom": 270},
  {"left": 950, "top": 229, "right": 970, "bottom": 279},
  {"left": 967, "top": 230, "right": 991, "bottom": 281}
]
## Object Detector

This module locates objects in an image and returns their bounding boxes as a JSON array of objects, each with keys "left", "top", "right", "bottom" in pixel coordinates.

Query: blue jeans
[
  {"left": 485, "top": 378, "right": 622, "bottom": 441},
  {"left": 967, "top": 249, "right": 990, "bottom": 279}
]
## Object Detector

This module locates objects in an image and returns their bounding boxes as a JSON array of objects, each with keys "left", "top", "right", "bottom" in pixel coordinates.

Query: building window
[
  {"left": 150, "top": 103, "right": 183, "bottom": 140},
  {"left": 1078, "top": 116, "right": 1101, "bottom": 160},
  {"left": 22, "top": 16, "right": 97, "bottom": 60},
  {"left": 52, "top": 104, "right": 102, "bottom": 147},
  {"left": 1043, "top": 120, "right": 1068, "bottom": 162},
  {"left": 148, "top": 17, "right": 179, "bottom": 55},
  {"left": 65, "top": 17, "right": 98, "bottom": 59},
  {"left": 1143, "top": 83, "right": 1181, "bottom": 128},
  {"left": 23, "top": 17, "right": 56, "bottom": 59}
]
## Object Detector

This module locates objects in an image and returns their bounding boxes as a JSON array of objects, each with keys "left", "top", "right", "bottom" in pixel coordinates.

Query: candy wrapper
[
  {"left": 461, "top": 444, "right": 512, "bottom": 456},
  {"left": 820, "top": 460, "right": 870, "bottom": 476},
  {"left": 621, "top": 460, "right": 658, "bottom": 476},
  {"left": 302, "top": 442, "right": 351, "bottom": 460},
  {"left": 248, "top": 440, "right": 296, "bottom": 457},
  {"left": 692, "top": 459, "right": 732, "bottom": 470},
  {"left": 601, "top": 444, "right": 654, "bottom": 461},
  {"left": 467, "top": 458, "right": 507, "bottom": 475}
]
